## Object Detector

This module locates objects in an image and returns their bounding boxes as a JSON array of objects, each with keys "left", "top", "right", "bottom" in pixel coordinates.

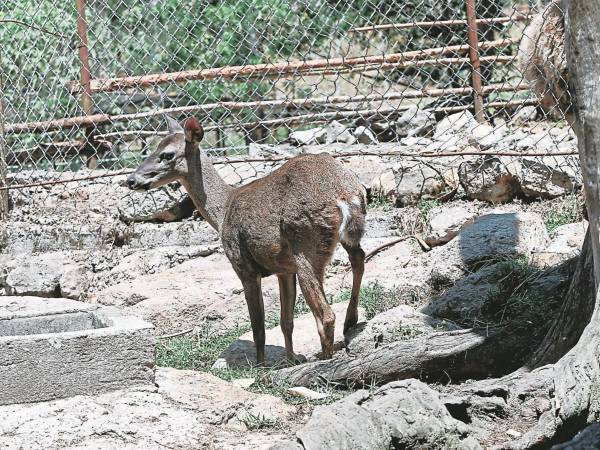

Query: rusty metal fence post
[
  {"left": 0, "top": 56, "right": 8, "bottom": 220},
  {"left": 465, "top": 0, "right": 485, "bottom": 123},
  {"left": 76, "top": 0, "right": 97, "bottom": 168}
]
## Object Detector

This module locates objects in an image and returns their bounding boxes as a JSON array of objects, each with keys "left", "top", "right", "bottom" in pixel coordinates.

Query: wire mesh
[{"left": 0, "top": 0, "right": 577, "bottom": 231}]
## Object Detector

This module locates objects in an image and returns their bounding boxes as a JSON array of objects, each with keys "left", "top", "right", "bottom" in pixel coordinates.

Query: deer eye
[{"left": 159, "top": 151, "right": 175, "bottom": 162}]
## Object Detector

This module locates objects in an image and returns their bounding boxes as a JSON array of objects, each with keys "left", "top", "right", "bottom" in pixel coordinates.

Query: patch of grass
[
  {"left": 543, "top": 194, "right": 584, "bottom": 233},
  {"left": 156, "top": 323, "right": 249, "bottom": 370},
  {"left": 334, "top": 282, "right": 411, "bottom": 320},
  {"left": 237, "top": 411, "right": 279, "bottom": 430},
  {"left": 213, "top": 365, "right": 347, "bottom": 406},
  {"left": 389, "top": 325, "right": 425, "bottom": 341},
  {"left": 458, "top": 256, "right": 564, "bottom": 342},
  {"left": 417, "top": 198, "right": 441, "bottom": 220},
  {"left": 368, "top": 193, "right": 395, "bottom": 211}
]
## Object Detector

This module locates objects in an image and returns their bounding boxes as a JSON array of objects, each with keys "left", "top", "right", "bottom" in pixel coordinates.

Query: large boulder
[
  {"left": 273, "top": 380, "right": 479, "bottom": 450},
  {"left": 459, "top": 156, "right": 522, "bottom": 203},
  {"left": 531, "top": 221, "right": 586, "bottom": 267},
  {"left": 519, "top": 156, "right": 582, "bottom": 199},
  {"left": 424, "top": 212, "right": 550, "bottom": 287},
  {"left": 4, "top": 252, "right": 66, "bottom": 297},
  {"left": 118, "top": 185, "right": 195, "bottom": 223},
  {"left": 424, "top": 204, "right": 478, "bottom": 246},
  {"left": 289, "top": 127, "right": 327, "bottom": 146},
  {"left": 396, "top": 105, "right": 436, "bottom": 138},
  {"left": 370, "top": 160, "right": 458, "bottom": 206}
]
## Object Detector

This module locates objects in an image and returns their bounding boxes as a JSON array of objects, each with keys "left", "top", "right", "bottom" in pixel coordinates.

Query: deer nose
[{"left": 126, "top": 174, "right": 137, "bottom": 189}]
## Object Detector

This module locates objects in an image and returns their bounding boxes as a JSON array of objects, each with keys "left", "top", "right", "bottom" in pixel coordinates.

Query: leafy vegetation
[{"left": 543, "top": 193, "right": 584, "bottom": 233}]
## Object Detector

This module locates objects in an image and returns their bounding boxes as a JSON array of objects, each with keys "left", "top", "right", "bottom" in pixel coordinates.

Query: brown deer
[{"left": 127, "top": 116, "right": 366, "bottom": 364}]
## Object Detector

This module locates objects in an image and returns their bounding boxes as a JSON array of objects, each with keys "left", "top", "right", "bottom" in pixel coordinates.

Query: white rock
[
  {"left": 433, "top": 111, "right": 479, "bottom": 141},
  {"left": 425, "top": 205, "right": 478, "bottom": 246},
  {"left": 232, "top": 378, "right": 256, "bottom": 389},
  {"left": 326, "top": 121, "right": 356, "bottom": 144},
  {"left": 532, "top": 221, "right": 587, "bottom": 267},
  {"left": 287, "top": 387, "right": 329, "bottom": 401},
  {"left": 511, "top": 105, "right": 538, "bottom": 126},
  {"left": 289, "top": 127, "right": 327, "bottom": 146},
  {"left": 353, "top": 126, "right": 378, "bottom": 144}
]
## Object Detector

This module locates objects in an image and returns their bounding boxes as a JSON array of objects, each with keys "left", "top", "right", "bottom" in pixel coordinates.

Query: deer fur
[{"left": 127, "top": 116, "right": 367, "bottom": 363}]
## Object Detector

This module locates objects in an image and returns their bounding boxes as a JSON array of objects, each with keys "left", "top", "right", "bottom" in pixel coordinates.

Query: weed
[
  {"left": 417, "top": 198, "right": 441, "bottom": 220},
  {"left": 156, "top": 323, "right": 249, "bottom": 370},
  {"left": 368, "top": 193, "right": 395, "bottom": 211},
  {"left": 237, "top": 411, "right": 278, "bottom": 430},
  {"left": 543, "top": 194, "right": 583, "bottom": 233}
]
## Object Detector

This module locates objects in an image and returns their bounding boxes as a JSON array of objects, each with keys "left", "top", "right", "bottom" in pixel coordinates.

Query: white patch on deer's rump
[
  {"left": 337, "top": 200, "right": 351, "bottom": 240},
  {"left": 351, "top": 195, "right": 361, "bottom": 207}
]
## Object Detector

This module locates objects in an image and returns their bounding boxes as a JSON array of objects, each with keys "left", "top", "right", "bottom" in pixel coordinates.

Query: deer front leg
[
  {"left": 342, "top": 243, "right": 365, "bottom": 337},
  {"left": 295, "top": 255, "right": 335, "bottom": 359},
  {"left": 278, "top": 273, "right": 297, "bottom": 364},
  {"left": 241, "top": 275, "right": 266, "bottom": 365}
]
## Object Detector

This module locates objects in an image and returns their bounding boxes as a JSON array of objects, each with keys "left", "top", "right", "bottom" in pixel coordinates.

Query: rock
[
  {"left": 248, "top": 143, "right": 297, "bottom": 158},
  {"left": 353, "top": 126, "right": 378, "bottom": 144},
  {"left": 457, "top": 212, "right": 549, "bottom": 267},
  {"left": 287, "top": 380, "right": 478, "bottom": 450},
  {"left": 346, "top": 305, "right": 461, "bottom": 354},
  {"left": 289, "top": 127, "right": 327, "bottom": 146},
  {"left": 96, "top": 252, "right": 281, "bottom": 334},
  {"left": 214, "top": 301, "right": 365, "bottom": 369},
  {"left": 552, "top": 423, "right": 600, "bottom": 449},
  {"left": 232, "top": 378, "right": 256, "bottom": 389},
  {"left": 506, "top": 429, "right": 522, "bottom": 439},
  {"left": 423, "top": 262, "right": 519, "bottom": 320},
  {"left": 106, "top": 244, "right": 219, "bottom": 286},
  {"left": 459, "top": 156, "right": 522, "bottom": 203},
  {"left": 434, "top": 110, "right": 479, "bottom": 141},
  {"left": 118, "top": 185, "right": 195, "bottom": 223},
  {"left": 5, "top": 252, "right": 66, "bottom": 297},
  {"left": 370, "top": 160, "right": 457, "bottom": 206},
  {"left": 424, "top": 204, "right": 478, "bottom": 246},
  {"left": 0, "top": 367, "right": 297, "bottom": 450},
  {"left": 511, "top": 105, "right": 538, "bottom": 126},
  {"left": 470, "top": 124, "right": 509, "bottom": 148},
  {"left": 532, "top": 222, "right": 587, "bottom": 267},
  {"left": 59, "top": 264, "right": 91, "bottom": 300},
  {"left": 519, "top": 156, "right": 582, "bottom": 199},
  {"left": 340, "top": 155, "right": 393, "bottom": 188},
  {"left": 326, "top": 121, "right": 356, "bottom": 144},
  {"left": 396, "top": 105, "right": 436, "bottom": 138},
  {"left": 422, "top": 212, "right": 550, "bottom": 288},
  {"left": 127, "top": 220, "right": 219, "bottom": 249},
  {"left": 287, "top": 387, "right": 329, "bottom": 401}
]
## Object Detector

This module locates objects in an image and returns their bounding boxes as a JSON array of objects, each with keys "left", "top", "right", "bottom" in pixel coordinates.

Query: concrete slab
[{"left": 0, "top": 296, "right": 155, "bottom": 405}]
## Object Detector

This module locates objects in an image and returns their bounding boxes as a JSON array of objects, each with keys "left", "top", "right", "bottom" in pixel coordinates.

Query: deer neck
[{"left": 181, "top": 150, "right": 232, "bottom": 232}]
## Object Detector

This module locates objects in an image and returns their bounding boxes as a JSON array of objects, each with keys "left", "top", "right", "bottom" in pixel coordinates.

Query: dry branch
[{"left": 65, "top": 38, "right": 519, "bottom": 94}]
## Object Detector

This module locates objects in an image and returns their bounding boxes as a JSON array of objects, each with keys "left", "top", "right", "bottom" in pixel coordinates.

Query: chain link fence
[{"left": 0, "top": 0, "right": 577, "bottom": 234}]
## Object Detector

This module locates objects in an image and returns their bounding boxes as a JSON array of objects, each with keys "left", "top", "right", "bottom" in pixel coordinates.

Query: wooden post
[
  {"left": 465, "top": 0, "right": 486, "bottom": 123},
  {"left": 75, "top": 0, "right": 97, "bottom": 168}
]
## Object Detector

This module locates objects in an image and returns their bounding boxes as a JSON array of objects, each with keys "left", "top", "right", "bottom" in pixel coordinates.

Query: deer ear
[
  {"left": 184, "top": 117, "right": 204, "bottom": 143},
  {"left": 165, "top": 115, "right": 184, "bottom": 134}
]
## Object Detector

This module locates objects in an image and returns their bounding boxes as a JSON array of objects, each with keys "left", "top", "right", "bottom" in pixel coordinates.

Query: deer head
[{"left": 127, "top": 116, "right": 205, "bottom": 190}]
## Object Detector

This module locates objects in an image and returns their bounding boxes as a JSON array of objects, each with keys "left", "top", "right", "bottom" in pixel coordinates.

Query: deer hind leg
[
  {"left": 294, "top": 254, "right": 335, "bottom": 359},
  {"left": 342, "top": 243, "right": 365, "bottom": 337},
  {"left": 241, "top": 275, "right": 266, "bottom": 365},
  {"left": 277, "top": 273, "right": 297, "bottom": 363}
]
